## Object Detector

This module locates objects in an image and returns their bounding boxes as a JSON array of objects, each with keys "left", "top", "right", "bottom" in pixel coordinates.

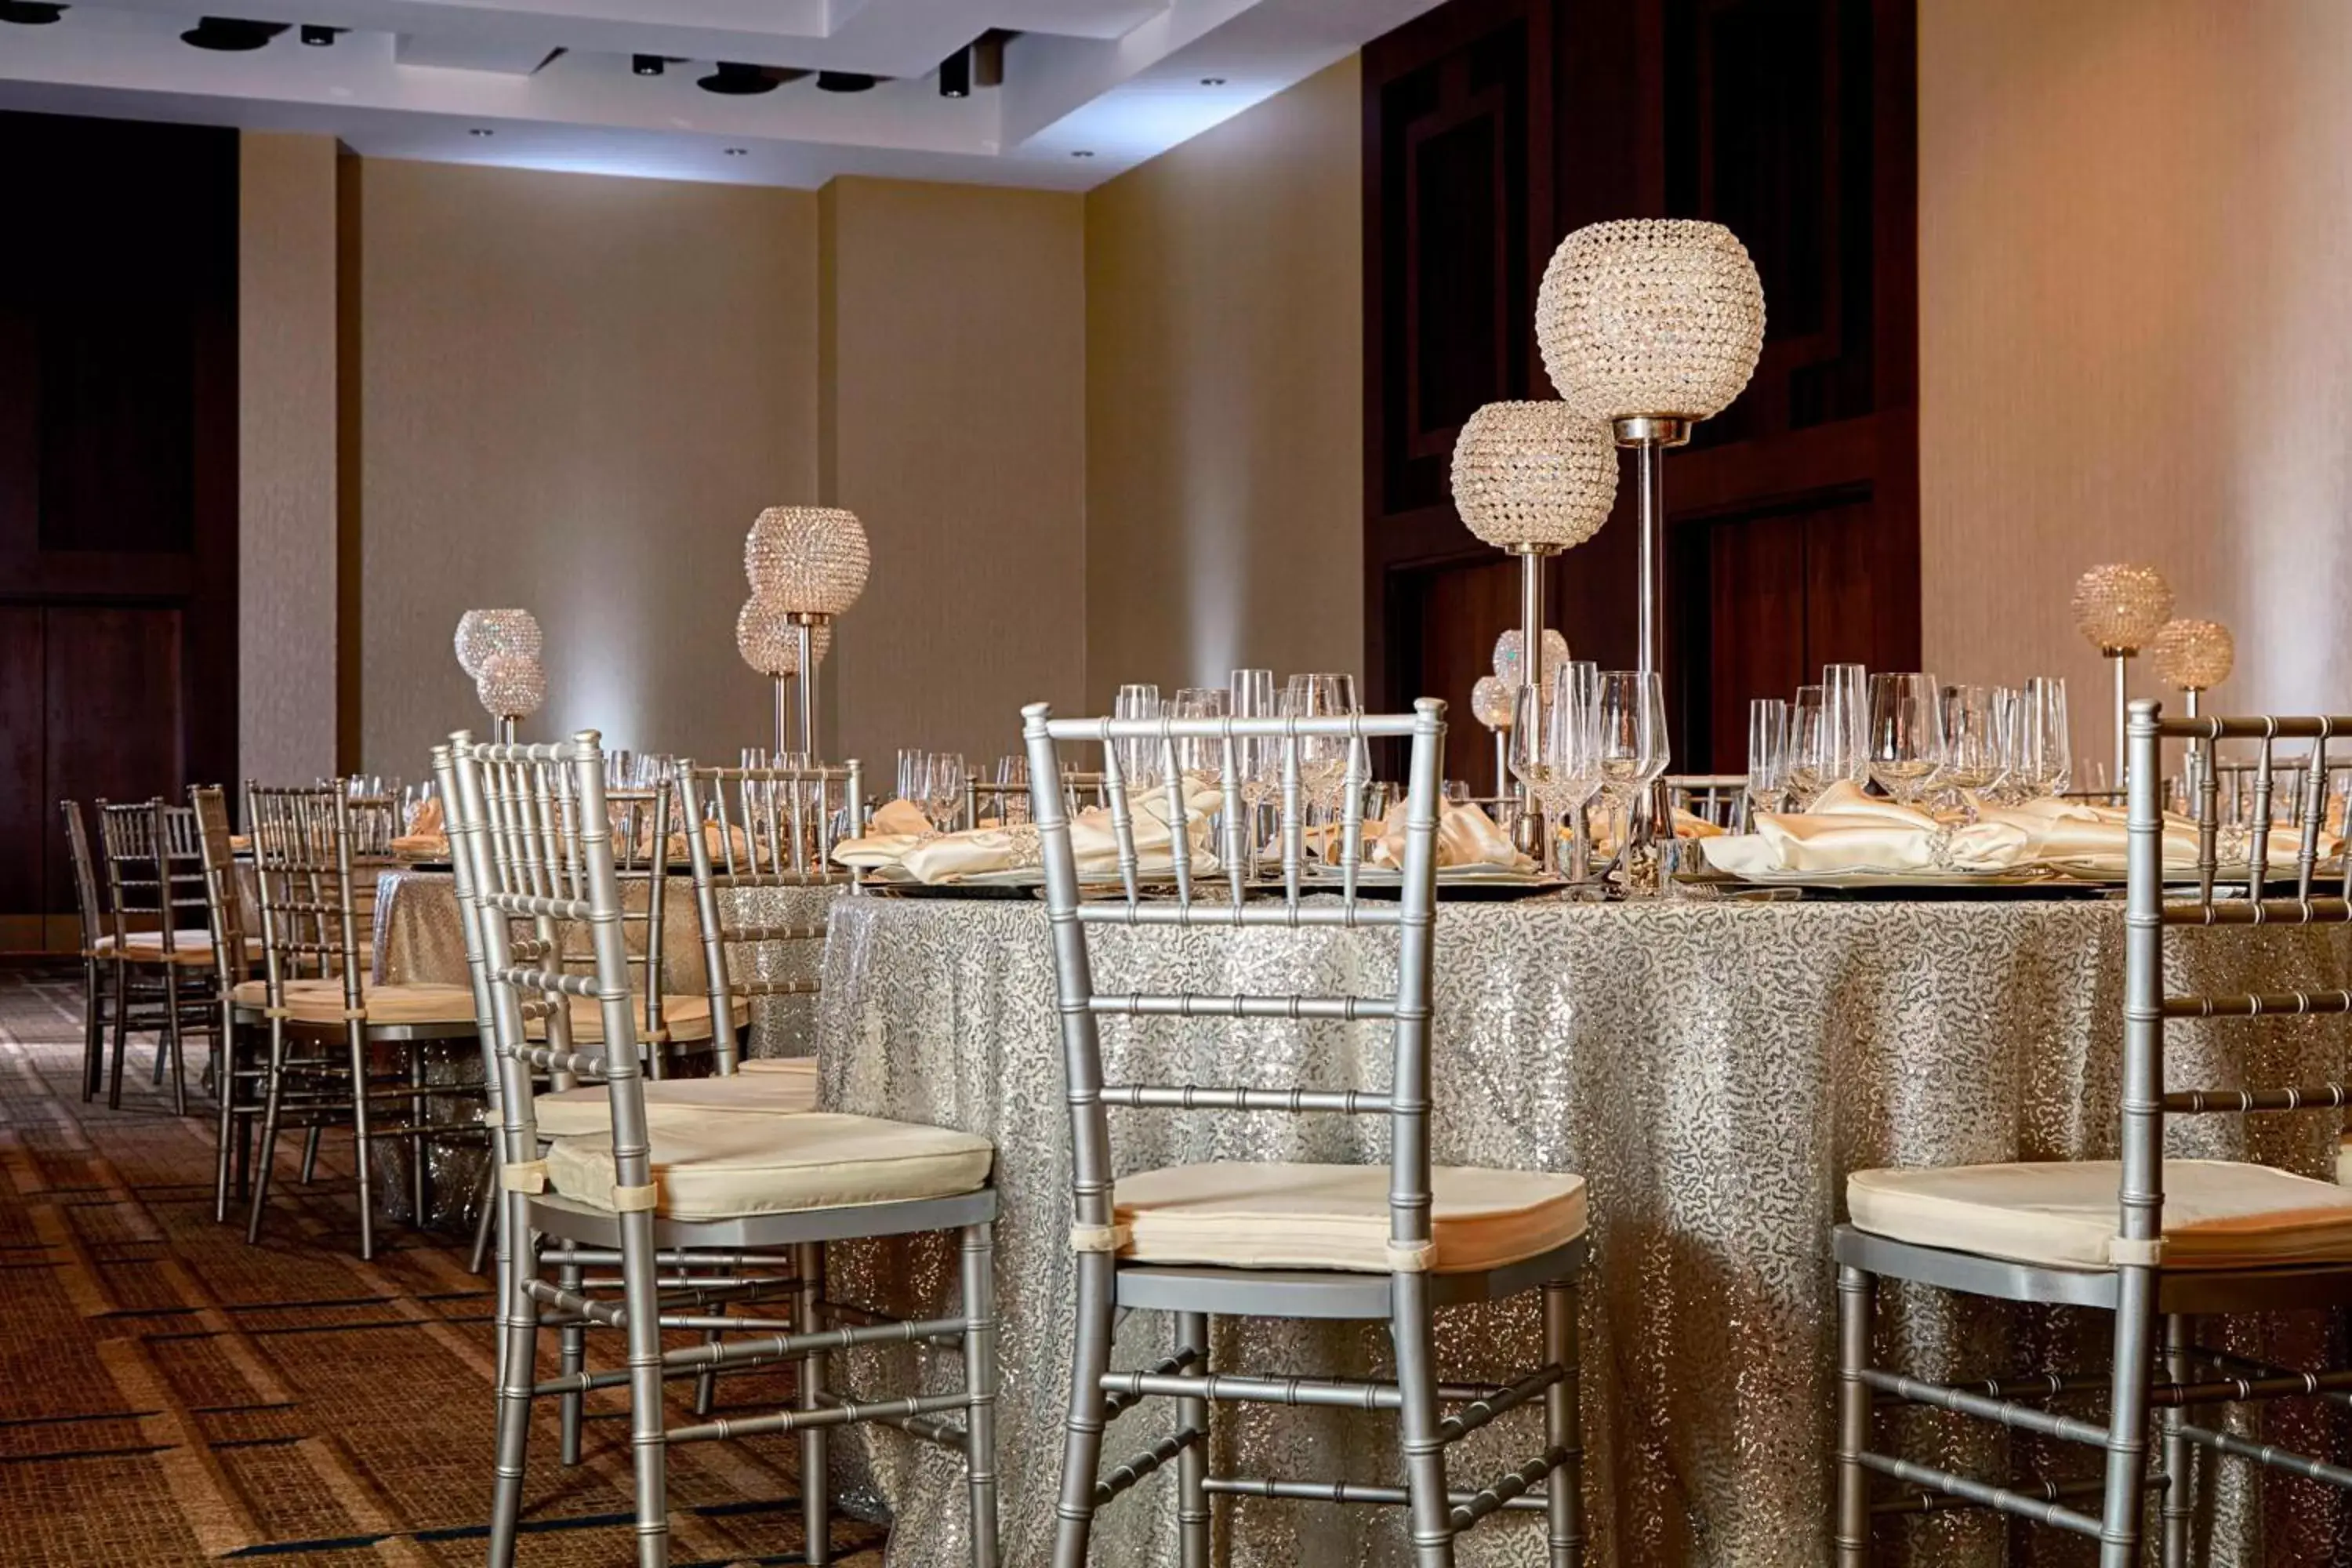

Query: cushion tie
[
  {"left": 501, "top": 1160, "right": 549, "bottom": 1193},
  {"left": 610, "top": 1183, "right": 659, "bottom": 1213},
  {"left": 1385, "top": 1239, "right": 1437, "bottom": 1273},
  {"left": 1070, "top": 1223, "right": 1130, "bottom": 1254}
]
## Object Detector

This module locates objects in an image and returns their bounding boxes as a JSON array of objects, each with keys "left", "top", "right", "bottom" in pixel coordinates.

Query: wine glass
[
  {"left": 1787, "top": 685, "right": 1829, "bottom": 808},
  {"left": 927, "top": 752, "right": 967, "bottom": 829},
  {"left": 1115, "top": 684, "right": 1161, "bottom": 790},
  {"left": 1937, "top": 685, "right": 2004, "bottom": 811},
  {"left": 1543, "top": 670, "right": 1606, "bottom": 875},
  {"left": 1508, "top": 682, "right": 1559, "bottom": 873},
  {"left": 1746, "top": 698, "right": 1791, "bottom": 818},
  {"left": 1283, "top": 673, "right": 1360, "bottom": 811},
  {"left": 1822, "top": 663, "right": 1871, "bottom": 789},
  {"left": 993, "top": 755, "right": 1030, "bottom": 826},
  {"left": 1595, "top": 669, "right": 1669, "bottom": 831},
  {"left": 2021, "top": 677, "right": 2073, "bottom": 797},
  {"left": 1229, "top": 669, "right": 1278, "bottom": 877},
  {"left": 896, "top": 748, "right": 929, "bottom": 810},
  {"left": 1867, "top": 673, "right": 1946, "bottom": 806},
  {"left": 1171, "top": 687, "right": 1230, "bottom": 786}
]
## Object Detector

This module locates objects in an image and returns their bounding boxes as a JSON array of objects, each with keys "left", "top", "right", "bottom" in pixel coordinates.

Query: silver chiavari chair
[
  {"left": 1663, "top": 773, "right": 1750, "bottom": 832},
  {"left": 1835, "top": 700, "right": 2352, "bottom": 1566},
  {"left": 93, "top": 798, "right": 220, "bottom": 1114},
  {"left": 444, "top": 730, "right": 1000, "bottom": 1568},
  {"left": 1024, "top": 697, "right": 1591, "bottom": 1568},
  {"left": 191, "top": 786, "right": 270, "bottom": 1221},
  {"left": 236, "top": 783, "right": 486, "bottom": 1258},
  {"left": 60, "top": 801, "right": 116, "bottom": 1103},
  {"left": 967, "top": 768, "right": 1111, "bottom": 828}
]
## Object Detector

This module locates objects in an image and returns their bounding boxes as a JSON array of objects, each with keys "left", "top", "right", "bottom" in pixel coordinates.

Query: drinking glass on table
[
  {"left": 1787, "top": 685, "right": 1829, "bottom": 808},
  {"left": 1508, "top": 682, "right": 1560, "bottom": 873},
  {"left": 1936, "top": 684, "right": 2004, "bottom": 813},
  {"left": 992, "top": 755, "right": 1030, "bottom": 826},
  {"left": 895, "top": 748, "right": 930, "bottom": 811},
  {"left": 1745, "top": 698, "right": 1791, "bottom": 818},
  {"left": 2020, "top": 677, "right": 2073, "bottom": 797},
  {"left": 1114, "top": 684, "right": 1162, "bottom": 790},
  {"left": 1171, "top": 686, "right": 1230, "bottom": 786},
  {"left": 1522, "top": 671, "right": 1604, "bottom": 876},
  {"left": 926, "top": 751, "right": 967, "bottom": 830},
  {"left": 1229, "top": 669, "right": 1278, "bottom": 877},
  {"left": 1283, "top": 673, "right": 1361, "bottom": 810},
  {"left": 1822, "top": 663, "right": 1871, "bottom": 789},
  {"left": 1595, "top": 670, "right": 1670, "bottom": 844},
  {"left": 1867, "top": 673, "right": 1946, "bottom": 806}
]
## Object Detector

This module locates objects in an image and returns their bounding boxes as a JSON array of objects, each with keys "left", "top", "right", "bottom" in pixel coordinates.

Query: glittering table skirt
[
  {"left": 361, "top": 870, "right": 843, "bottom": 1231},
  {"left": 813, "top": 894, "right": 2352, "bottom": 1568}
]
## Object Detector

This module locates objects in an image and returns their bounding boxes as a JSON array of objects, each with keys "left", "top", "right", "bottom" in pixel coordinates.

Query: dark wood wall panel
[
  {"left": 0, "top": 110, "right": 237, "bottom": 946},
  {"left": 1364, "top": 0, "right": 1918, "bottom": 763}
]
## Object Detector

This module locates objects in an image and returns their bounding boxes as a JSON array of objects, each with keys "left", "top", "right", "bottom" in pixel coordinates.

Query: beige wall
[
  {"left": 238, "top": 131, "right": 340, "bottom": 784},
  {"left": 1083, "top": 57, "right": 1364, "bottom": 710},
  {"left": 352, "top": 162, "right": 819, "bottom": 775},
  {"left": 818, "top": 177, "right": 1088, "bottom": 766},
  {"left": 1921, "top": 0, "right": 2352, "bottom": 771}
]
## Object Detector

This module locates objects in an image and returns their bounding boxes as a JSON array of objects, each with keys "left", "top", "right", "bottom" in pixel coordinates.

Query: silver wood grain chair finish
[
  {"left": 237, "top": 783, "right": 486, "bottom": 1259},
  {"left": 1662, "top": 773, "right": 1750, "bottom": 832},
  {"left": 1835, "top": 700, "right": 2352, "bottom": 1566},
  {"left": 191, "top": 786, "right": 270, "bottom": 1222},
  {"left": 60, "top": 801, "right": 117, "bottom": 1103},
  {"left": 93, "top": 798, "right": 225, "bottom": 1114},
  {"left": 443, "top": 731, "right": 999, "bottom": 1568},
  {"left": 1023, "top": 697, "right": 1591, "bottom": 1568}
]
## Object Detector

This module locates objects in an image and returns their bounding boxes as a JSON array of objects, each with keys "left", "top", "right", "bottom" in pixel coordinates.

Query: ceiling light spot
[
  {"left": 1070, "top": 150, "right": 1094, "bottom": 158},
  {"left": 299, "top": 23, "right": 336, "bottom": 45},
  {"left": 468, "top": 126, "right": 495, "bottom": 136},
  {"left": 815, "top": 71, "right": 877, "bottom": 93},
  {"left": 723, "top": 147, "right": 747, "bottom": 157},
  {"left": 181, "top": 16, "right": 289, "bottom": 50},
  {"left": 632, "top": 53, "right": 662, "bottom": 76},
  {"left": 699, "top": 61, "right": 782, "bottom": 96},
  {"left": 0, "top": 2, "right": 68, "bottom": 23},
  {"left": 938, "top": 47, "right": 971, "bottom": 99},
  {"left": 1200, "top": 77, "right": 1226, "bottom": 86}
]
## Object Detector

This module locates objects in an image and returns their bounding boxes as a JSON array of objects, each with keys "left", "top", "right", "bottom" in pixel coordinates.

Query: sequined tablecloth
[{"left": 814, "top": 892, "right": 2352, "bottom": 1568}]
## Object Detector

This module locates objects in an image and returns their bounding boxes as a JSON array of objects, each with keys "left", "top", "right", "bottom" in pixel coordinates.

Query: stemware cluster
[{"left": 1746, "top": 669, "right": 2077, "bottom": 815}]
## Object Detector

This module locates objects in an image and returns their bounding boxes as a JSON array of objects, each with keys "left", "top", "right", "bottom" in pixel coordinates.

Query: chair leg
[
  {"left": 301, "top": 1123, "right": 323, "bottom": 1185},
  {"left": 2161, "top": 1313, "right": 2194, "bottom": 1568},
  {"left": 1051, "top": 1250, "right": 1116, "bottom": 1568},
  {"left": 557, "top": 1250, "right": 587, "bottom": 1465},
  {"left": 1835, "top": 1264, "right": 1875, "bottom": 1567},
  {"left": 797, "top": 1240, "right": 830, "bottom": 1567},
  {"left": 107, "top": 961, "right": 131, "bottom": 1110},
  {"left": 619, "top": 1208, "right": 671, "bottom": 1568},
  {"left": 2097, "top": 1265, "right": 2158, "bottom": 1568},
  {"left": 213, "top": 1022, "right": 241, "bottom": 1222},
  {"left": 487, "top": 1189, "right": 540, "bottom": 1568},
  {"left": 1174, "top": 1310, "right": 1210, "bottom": 1568},
  {"left": 467, "top": 1161, "right": 498, "bottom": 1276},
  {"left": 81, "top": 956, "right": 103, "bottom": 1102},
  {"left": 1542, "top": 1279, "right": 1584, "bottom": 1568},
  {"left": 245, "top": 1021, "right": 291, "bottom": 1244},
  {"left": 960, "top": 1221, "right": 1000, "bottom": 1568},
  {"left": 691, "top": 1305, "right": 725, "bottom": 1419},
  {"left": 408, "top": 1047, "right": 430, "bottom": 1227},
  {"left": 345, "top": 1022, "right": 376, "bottom": 1261},
  {"left": 161, "top": 964, "right": 187, "bottom": 1116},
  {"left": 1391, "top": 1270, "right": 1454, "bottom": 1568}
]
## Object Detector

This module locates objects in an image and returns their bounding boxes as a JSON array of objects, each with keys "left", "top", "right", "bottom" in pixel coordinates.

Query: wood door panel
[
  {"left": 41, "top": 606, "right": 186, "bottom": 920},
  {"left": 1702, "top": 510, "right": 1809, "bottom": 768},
  {"left": 0, "top": 608, "right": 42, "bottom": 920},
  {"left": 1396, "top": 555, "right": 1523, "bottom": 787}
]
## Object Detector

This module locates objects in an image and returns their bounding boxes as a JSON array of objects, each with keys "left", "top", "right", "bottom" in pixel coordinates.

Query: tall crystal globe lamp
[
  {"left": 476, "top": 653, "right": 546, "bottom": 745},
  {"left": 2071, "top": 563, "right": 2174, "bottom": 786},
  {"left": 736, "top": 595, "right": 834, "bottom": 756},
  {"left": 1450, "top": 401, "right": 1617, "bottom": 844},
  {"left": 1471, "top": 674, "right": 1516, "bottom": 796},
  {"left": 744, "top": 506, "right": 868, "bottom": 755},
  {"left": 2151, "top": 616, "right": 2232, "bottom": 718},
  {"left": 1537, "top": 218, "right": 1764, "bottom": 866},
  {"left": 455, "top": 610, "right": 543, "bottom": 742}
]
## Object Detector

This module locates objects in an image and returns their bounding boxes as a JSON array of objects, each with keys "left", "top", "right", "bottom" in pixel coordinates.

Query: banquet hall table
[{"left": 814, "top": 888, "right": 2352, "bottom": 1568}]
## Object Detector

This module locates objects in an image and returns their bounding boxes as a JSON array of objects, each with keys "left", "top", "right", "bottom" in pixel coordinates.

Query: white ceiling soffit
[{"left": 0, "top": 0, "right": 1446, "bottom": 189}]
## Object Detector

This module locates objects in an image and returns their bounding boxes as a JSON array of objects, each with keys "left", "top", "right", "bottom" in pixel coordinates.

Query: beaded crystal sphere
[
  {"left": 744, "top": 506, "right": 869, "bottom": 616},
  {"left": 1536, "top": 219, "right": 1766, "bottom": 423},
  {"left": 735, "top": 595, "right": 834, "bottom": 677},
  {"left": 477, "top": 652, "right": 546, "bottom": 719},
  {"left": 453, "top": 608, "right": 542, "bottom": 678},
  {"left": 2070, "top": 564, "right": 2175, "bottom": 652},
  {"left": 1492, "top": 628, "right": 1572, "bottom": 690},
  {"left": 2151, "top": 617, "right": 2234, "bottom": 691},
  {"left": 1471, "top": 675, "right": 1516, "bottom": 731},
  {"left": 1449, "top": 401, "right": 1619, "bottom": 550}
]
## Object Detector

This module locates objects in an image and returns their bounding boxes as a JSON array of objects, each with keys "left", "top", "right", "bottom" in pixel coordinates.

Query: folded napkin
[
  {"left": 869, "top": 799, "right": 932, "bottom": 836},
  {"left": 1588, "top": 806, "right": 1728, "bottom": 859},
  {"left": 1980, "top": 795, "right": 2327, "bottom": 874},
  {"left": 835, "top": 782, "right": 1221, "bottom": 884},
  {"left": 1700, "top": 782, "right": 2034, "bottom": 877},
  {"left": 1288, "top": 802, "right": 1534, "bottom": 873},
  {"left": 390, "top": 833, "right": 450, "bottom": 858},
  {"left": 405, "top": 797, "right": 445, "bottom": 837}
]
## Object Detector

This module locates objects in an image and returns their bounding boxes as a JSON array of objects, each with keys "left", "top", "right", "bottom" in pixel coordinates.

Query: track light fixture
[
  {"left": 973, "top": 31, "right": 1007, "bottom": 89},
  {"left": 181, "top": 15, "right": 288, "bottom": 49},
  {"left": 938, "top": 46, "right": 971, "bottom": 99},
  {"left": 0, "top": 2, "right": 67, "bottom": 23},
  {"left": 299, "top": 23, "right": 336, "bottom": 45},
  {"left": 632, "top": 53, "right": 662, "bottom": 76},
  {"left": 815, "top": 71, "right": 875, "bottom": 93},
  {"left": 698, "top": 60, "right": 781, "bottom": 95}
]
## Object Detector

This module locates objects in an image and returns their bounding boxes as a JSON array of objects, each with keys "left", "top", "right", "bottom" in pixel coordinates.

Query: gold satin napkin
[
  {"left": 835, "top": 783, "right": 1222, "bottom": 884},
  {"left": 1291, "top": 803, "right": 1534, "bottom": 873},
  {"left": 406, "top": 797, "right": 445, "bottom": 837},
  {"left": 390, "top": 833, "right": 450, "bottom": 858},
  {"left": 1978, "top": 796, "right": 2326, "bottom": 874},
  {"left": 1699, "top": 782, "right": 2034, "bottom": 877}
]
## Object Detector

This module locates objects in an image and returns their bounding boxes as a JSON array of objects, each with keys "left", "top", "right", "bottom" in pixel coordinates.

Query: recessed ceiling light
[
  {"left": 723, "top": 147, "right": 747, "bottom": 157},
  {"left": 0, "top": 2, "right": 68, "bottom": 23},
  {"left": 699, "top": 61, "right": 781, "bottom": 96},
  {"left": 1200, "top": 77, "right": 1226, "bottom": 86},
  {"left": 1070, "top": 150, "right": 1094, "bottom": 158},
  {"left": 468, "top": 127, "right": 495, "bottom": 137},
  {"left": 299, "top": 23, "right": 336, "bottom": 45},
  {"left": 181, "top": 16, "right": 288, "bottom": 50},
  {"left": 815, "top": 71, "right": 876, "bottom": 93},
  {"left": 938, "top": 46, "right": 971, "bottom": 99},
  {"left": 632, "top": 53, "right": 662, "bottom": 76}
]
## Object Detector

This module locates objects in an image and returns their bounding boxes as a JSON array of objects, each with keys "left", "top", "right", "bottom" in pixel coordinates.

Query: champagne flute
[
  {"left": 1284, "top": 673, "right": 1360, "bottom": 811},
  {"left": 1822, "top": 662, "right": 1870, "bottom": 789},
  {"left": 1114, "top": 684, "right": 1162, "bottom": 792},
  {"left": 1229, "top": 669, "right": 1277, "bottom": 878},
  {"left": 1508, "top": 682, "right": 1559, "bottom": 873},
  {"left": 1787, "top": 685, "right": 1828, "bottom": 808},
  {"left": 1867, "top": 673, "right": 1946, "bottom": 807},
  {"left": 1545, "top": 668, "right": 1605, "bottom": 878},
  {"left": 2022, "top": 677, "right": 2072, "bottom": 797},
  {"left": 1746, "top": 697, "right": 1791, "bottom": 818},
  {"left": 928, "top": 751, "right": 968, "bottom": 830},
  {"left": 1937, "top": 685, "right": 2003, "bottom": 812},
  {"left": 1596, "top": 670, "right": 1670, "bottom": 877},
  {"left": 1171, "top": 687, "right": 1230, "bottom": 786},
  {"left": 993, "top": 754, "right": 1030, "bottom": 826}
]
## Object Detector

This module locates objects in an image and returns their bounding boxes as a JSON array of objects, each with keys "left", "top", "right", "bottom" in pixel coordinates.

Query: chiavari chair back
[
  {"left": 1022, "top": 697, "right": 1590, "bottom": 1568},
  {"left": 444, "top": 729, "right": 998, "bottom": 1568},
  {"left": 93, "top": 798, "right": 217, "bottom": 1113},
  {"left": 60, "top": 801, "right": 112, "bottom": 1102},
  {"left": 191, "top": 786, "right": 265, "bottom": 1221},
  {"left": 1664, "top": 773, "right": 1749, "bottom": 831},
  {"left": 237, "top": 782, "right": 482, "bottom": 1258},
  {"left": 1835, "top": 701, "right": 2352, "bottom": 1565}
]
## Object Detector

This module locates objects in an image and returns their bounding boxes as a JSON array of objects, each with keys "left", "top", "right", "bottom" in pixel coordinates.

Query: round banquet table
[{"left": 812, "top": 890, "right": 2352, "bottom": 1568}]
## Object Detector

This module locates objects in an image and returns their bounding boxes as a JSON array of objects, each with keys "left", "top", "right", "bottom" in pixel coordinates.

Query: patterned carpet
[{"left": 0, "top": 966, "right": 886, "bottom": 1567}]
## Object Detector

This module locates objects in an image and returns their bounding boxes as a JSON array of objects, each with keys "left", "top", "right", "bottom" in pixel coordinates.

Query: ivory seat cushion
[
  {"left": 524, "top": 993, "right": 748, "bottom": 1045},
  {"left": 1112, "top": 1161, "right": 1588, "bottom": 1275},
  {"left": 532, "top": 1067, "right": 819, "bottom": 1138},
  {"left": 97, "top": 930, "right": 258, "bottom": 965},
  {"left": 544, "top": 1111, "right": 992, "bottom": 1221},
  {"left": 227, "top": 978, "right": 477, "bottom": 1028},
  {"left": 1849, "top": 1160, "right": 2352, "bottom": 1270}
]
